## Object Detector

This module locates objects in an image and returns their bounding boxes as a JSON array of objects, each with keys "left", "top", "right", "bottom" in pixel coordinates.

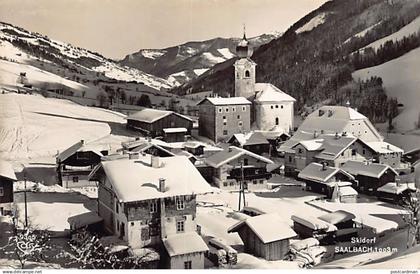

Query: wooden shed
[
  {"left": 126, "top": 108, "right": 193, "bottom": 137},
  {"left": 318, "top": 210, "right": 358, "bottom": 242},
  {"left": 228, "top": 213, "right": 297, "bottom": 261},
  {"left": 291, "top": 214, "right": 337, "bottom": 241}
]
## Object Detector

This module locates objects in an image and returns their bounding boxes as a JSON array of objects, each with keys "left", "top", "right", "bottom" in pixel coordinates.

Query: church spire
[{"left": 236, "top": 24, "right": 251, "bottom": 58}]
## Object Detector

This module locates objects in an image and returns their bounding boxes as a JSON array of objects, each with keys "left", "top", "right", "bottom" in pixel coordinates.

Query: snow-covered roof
[
  {"left": 163, "top": 127, "right": 187, "bottom": 134},
  {"left": 362, "top": 141, "right": 404, "bottom": 154},
  {"left": 0, "top": 160, "right": 17, "bottom": 181},
  {"left": 254, "top": 83, "right": 296, "bottom": 103},
  {"left": 338, "top": 186, "right": 358, "bottom": 196},
  {"left": 298, "top": 163, "right": 354, "bottom": 183},
  {"left": 228, "top": 132, "right": 269, "bottom": 147},
  {"left": 67, "top": 212, "right": 103, "bottom": 229},
  {"left": 315, "top": 135, "right": 358, "bottom": 160},
  {"left": 90, "top": 155, "right": 213, "bottom": 202},
  {"left": 290, "top": 238, "right": 319, "bottom": 251},
  {"left": 294, "top": 139, "right": 324, "bottom": 151},
  {"left": 291, "top": 214, "right": 337, "bottom": 232},
  {"left": 163, "top": 232, "right": 208, "bottom": 257},
  {"left": 205, "top": 146, "right": 273, "bottom": 168},
  {"left": 234, "top": 58, "right": 256, "bottom": 66},
  {"left": 197, "top": 97, "right": 252, "bottom": 106},
  {"left": 318, "top": 210, "right": 356, "bottom": 225},
  {"left": 377, "top": 182, "right": 416, "bottom": 195},
  {"left": 341, "top": 160, "right": 398, "bottom": 178},
  {"left": 127, "top": 108, "right": 192, "bottom": 123},
  {"left": 228, "top": 213, "right": 297, "bottom": 243},
  {"left": 56, "top": 140, "right": 104, "bottom": 162}
]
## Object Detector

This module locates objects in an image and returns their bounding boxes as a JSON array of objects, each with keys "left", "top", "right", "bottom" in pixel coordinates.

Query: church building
[{"left": 197, "top": 30, "right": 295, "bottom": 143}]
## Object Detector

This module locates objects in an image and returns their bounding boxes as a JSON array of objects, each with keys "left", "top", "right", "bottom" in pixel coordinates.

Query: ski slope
[
  {"left": 353, "top": 46, "right": 420, "bottom": 131},
  {"left": 0, "top": 93, "right": 126, "bottom": 160}
]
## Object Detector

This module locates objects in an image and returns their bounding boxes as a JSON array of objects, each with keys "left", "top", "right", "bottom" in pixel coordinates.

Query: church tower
[{"left": 234, "top": 29, "right": 256, "bottom": 98}]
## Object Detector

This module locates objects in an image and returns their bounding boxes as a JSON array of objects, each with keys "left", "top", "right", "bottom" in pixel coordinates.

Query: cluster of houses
[{"left": 0, "top": 33, "right": 418, "bottom": 269}]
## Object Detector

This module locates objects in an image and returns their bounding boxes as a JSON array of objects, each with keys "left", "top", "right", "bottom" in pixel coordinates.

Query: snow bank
[
  {"left": 141, "top": 49, "right": 166, "bottom": 59},
  {"left": 202, "top": 52, "right": 226, "bottom": 64},
  {"left": 217, "top": 48, "right": 235, "bottom": 59},
  {"left": 194, "top": 68, "right": 209, "bottom": 76},
  {"left": 296, "top": 13, "right": 328, "bottom": 34}
]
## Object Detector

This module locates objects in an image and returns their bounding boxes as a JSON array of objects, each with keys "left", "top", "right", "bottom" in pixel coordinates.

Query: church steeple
[
  {"left": 236, "top": 25, "right": 251, "bottom": 58},
  {"left": 234, "top": 25, "right": 256, "bottom": 98}
]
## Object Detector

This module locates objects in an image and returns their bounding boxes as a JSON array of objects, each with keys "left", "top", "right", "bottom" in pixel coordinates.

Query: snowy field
[
  {"left": 353, "top": 46, "right": 420, "bottom": 132},
  {"left": 0, "top": 93, "right": 127, "bottom": 160}
]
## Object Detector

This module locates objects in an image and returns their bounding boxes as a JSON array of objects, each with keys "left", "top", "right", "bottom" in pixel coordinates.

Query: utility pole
[
  {"left": 237, "top": 161, "right": 246, "bottom": 211},
  {"left": 23, "top": 171, "right": 28, "bottom": 228}
]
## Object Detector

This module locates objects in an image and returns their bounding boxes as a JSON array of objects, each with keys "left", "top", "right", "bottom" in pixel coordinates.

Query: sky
[{"left": 0, "top": 0, "right": 327, "bottom": 59}]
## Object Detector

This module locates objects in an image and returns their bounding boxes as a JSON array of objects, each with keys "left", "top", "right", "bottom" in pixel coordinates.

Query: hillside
[
  {"left": 170, "top": 0, "right": 420, "bottom": 127},
  {"left": 119, "top": 33, "right": 281, "bottom": 86},
  {"left": 0, "top": 92, "right": 129, "bottom": 161}
]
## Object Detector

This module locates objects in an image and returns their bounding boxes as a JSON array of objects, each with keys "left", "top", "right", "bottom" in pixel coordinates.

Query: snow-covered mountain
[
  {"left": 119, "top": 32, "right": 282, "bottom": 86},
  {"left": 0, "top": 22, "right": 173, "bottom": 91}
]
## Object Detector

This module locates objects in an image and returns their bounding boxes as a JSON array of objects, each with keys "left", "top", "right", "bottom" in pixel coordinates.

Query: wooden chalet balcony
[{"left": 228, "top": 167, "right": 272, "bottom": 181}]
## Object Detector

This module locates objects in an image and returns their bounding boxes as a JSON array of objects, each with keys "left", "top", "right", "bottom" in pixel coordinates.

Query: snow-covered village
[{"left": 1, "top": 0, "right": 420, "bottom": 271}]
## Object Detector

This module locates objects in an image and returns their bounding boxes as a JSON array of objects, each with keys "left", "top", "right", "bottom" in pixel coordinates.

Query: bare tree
[{"left": 401, "top": 191, "right": 420, "bottom": 248}]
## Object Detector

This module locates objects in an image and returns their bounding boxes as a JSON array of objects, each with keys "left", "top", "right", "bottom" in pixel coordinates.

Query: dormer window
[{"left": 176, "top": 197, "right": 185, "bottom": 210}]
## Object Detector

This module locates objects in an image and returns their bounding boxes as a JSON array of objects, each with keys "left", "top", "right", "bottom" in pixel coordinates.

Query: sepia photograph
[{"left": 0, "top": 0, "right": 419, "bottom": 272}]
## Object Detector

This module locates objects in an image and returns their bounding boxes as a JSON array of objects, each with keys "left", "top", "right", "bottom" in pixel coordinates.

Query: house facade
[
  {"left": 204, "top": 146, "right": 273, "bottom": 191},
  {"left": 89, "top": 155, "right": 212, "bottom": 269},
  {"left": 56, "top": 140, "right": 107, "bottom": 188},
  {"left": 0, "top": 161, "right": 17, "bottom": 216},
  {"left": 198, "top": 97, "right": 251, "bottom": 143}
]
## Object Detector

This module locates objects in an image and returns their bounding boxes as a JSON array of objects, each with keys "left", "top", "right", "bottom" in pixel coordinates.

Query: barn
[
  {"left": 126, "top": 108, "right": 193, "bottom": 137},
  {"left": 228, "top": 213, "right": 297, "bottom": 261}
]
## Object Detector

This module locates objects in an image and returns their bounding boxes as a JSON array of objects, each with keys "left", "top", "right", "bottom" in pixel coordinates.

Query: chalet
[
  {"left": 341, "top": 160, "right": 398, "bottom": 193},
  {"left": 376, "top": 182, "right": 416, "bottom": 204},
  {"left": 197, "top": 97, "right": 252, "bottom": 143},
  {"left": 317, "top": 210, "right": 358, "bottom": 242},
  {"left": 0, "top": 161, "right": 17, "bottom": 216},
  {"left": 298, "top": 162, "right": 355, "bottom": 198},
  {"left": 358, "top": 140, "right": 404, "bottom": 169},
  {"left": 284, "top": 133, "right": 372, "bottom": 177},
  {"left": 227, "top": 132, "right": 270, "bottom": 155},
  {"left": 126, "top": 108, "right": 193, "bottom": 137},
  {"left": 163, "top": 128, "right": 187, "bottom": 143},
  {"left": 56, "top": 140, "right": 108, "bottom": 188},
  {"left": 183, "top": 142, "right": 205, "bottom": 156},
  {"left": 291, "top": 214, "right": 337, "bottom": 241},
  {"left": 204, "top": 146, "right": 273, "bottom": 190},
  {"left": 89, "top": 155, "right": 212, "bottom": 269},
  {"left": 228, "top": 213, "right": 297, "bottom": 260}
]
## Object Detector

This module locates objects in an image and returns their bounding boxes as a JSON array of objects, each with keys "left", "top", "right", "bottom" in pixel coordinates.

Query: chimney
[
  {"left": 151, "top": 155, "right": 160, "bottom": 168},
  {"left": 328, "top": 110, "right": 333, "bottom": 117},
  {"left": 159, "top": 178, "right": 166, "bottom": 192},
  {"left": 135, "top": 137, "right": 140, "bottom": 141},
  {"left": 80, "top": 139, "right": 84, "bottom": 145},
  {"left": 318, "top": 110, "right": 324, "bottom": 117},
  {"left": 313, "top": 130, "right": 318, "bottom": 138},
  {"left": 387, "top": 144, "right": 390, "bottom": 150},
  {"left": 335, "top": 132, "right": 339, "bottom": 139},
  {"left": 228, "top": 147, "right": 233, "bottom": 152},
  {"left": 342, "top": 132, "right": 347, "bottom": 137},
  {"left": 321, "top": 162, "right": 327, "bottom": 171}
]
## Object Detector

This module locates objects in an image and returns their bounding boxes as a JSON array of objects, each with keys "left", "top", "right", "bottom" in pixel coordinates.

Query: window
[
  {"left": 237, "top": 115, "right": 241, "bottom": 119},
  {"left": 225, "top": 108, "right": 229, "bottom": 113},
  {"left": 131, "top": 222, "right": 134, "bottom": 226},
  {"left": 281, "top": 105, "right": 284, "bottom": 109},
  {"left": 218, "top": 108, "right": 222, "bottom": 113},
  {"left": 289, "top": 156, "right": 292, "bottom": 163},
  {"left": 245, "top": 70, "right": 250, "bottom": 78},
  {"left": 72, "top": 176, "right": 79, "bottom": 183},
  {"left": 184, "top": 261, "right": 192, "bottom": 269},
  {"left": 271, "top": 105, "right": 274, "bottom": 109},
  {"left": 253, "top": 180, "right": 257, "bottom": 185},
  {"left": 238, "top": 121, "right": 243, "bottom": 126},
  {"left": 176, "top": 220, "right": 185, "bottom": 233},
  {"left": 0, "top": 187, "right": 3, "bottom": 197},
  {"left": 242, "top": 106, "right": 246, "bottom": 112},
  {"left": 115, "top": 202, "right": 119, "bottom": 214},
  {"left": 150, "top": 200, "right": 158, "bottom": 213},
  {"left": 259, "top": 180, "right": 264, "bottom": 184},
  {"left": 223, "top": 130, "right": 228, "bottom": 135},
  {"left": 298, "top": 148, "right": 303, "bottom": 154},
  {"left": 232, "top": 107, "right": 236, "bottom": 112},
  {"left": 351, "top": 149, "right": 356, "bottom": 156},
  {"left": 362, "top": 149, "right": 366, "bottom": 155},
  {"left": 275, "top": 117, "right": 279, "bottom": 125},
  {"left": 176, "top": 197, "right": 185, "bottom": 210},
  {"left": 275, "top": 105, "right": 279, "bottom": 108},
  {"left": 243, "top": 158, "right": 249, "bottom": 166},
  {"left": 223, "top": 182, "right": 228, "bottom": 187}
]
